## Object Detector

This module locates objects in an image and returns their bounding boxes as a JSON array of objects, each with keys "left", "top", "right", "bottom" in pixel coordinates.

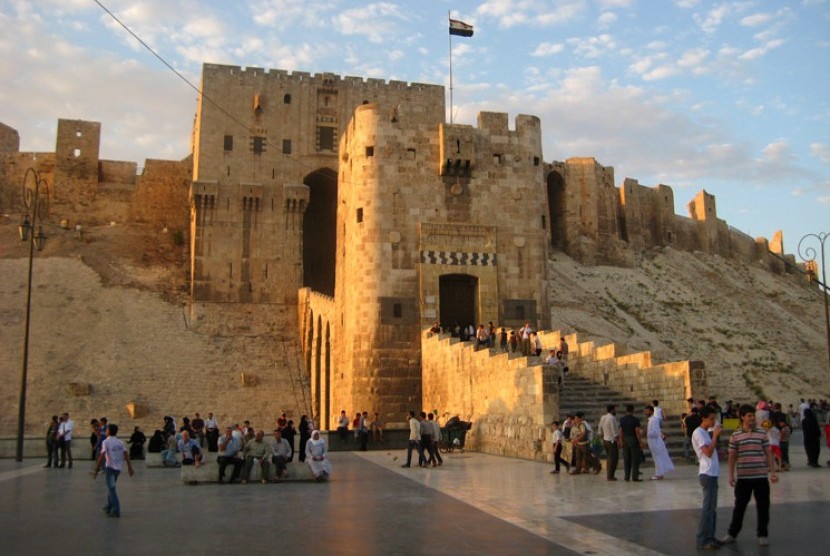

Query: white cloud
[
  {"left": 674, "top": 0, "right": 701, "bottom": 7},
  {"left": 476, "top": 0, "right": 588, "bottom": 28},
  {"left": 741, "top": 12, "right": 773, "bottom": 26},
  {"left": 759, "top": 140, "right": 793, "bottom": 163},
  {"left": 567, "top": 34, "right": 616, "bottom": 58},
  {"left": 811, "top": 143, "right": 830, "bottom": 164},
  {"left": 598, "top": 12, "right": 618, "bottom": 27},
  {"left": 739, "top": 38, "right": 785, "bottom": 60},
  {"left": 333, "top": 2, "right": 412, "bottom": 43},
  {"left": 531, "top": 42, "right": 565, "bottom": 57}
]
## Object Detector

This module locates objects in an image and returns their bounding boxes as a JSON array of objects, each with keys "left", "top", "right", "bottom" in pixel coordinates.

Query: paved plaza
[{"left": 1, "top": 434, "right": 827, "bottom": 555}]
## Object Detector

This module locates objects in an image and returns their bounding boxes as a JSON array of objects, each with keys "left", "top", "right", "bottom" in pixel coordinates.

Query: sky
[{"left": 1, "top": 0, "right": 828, "bottom": 260}]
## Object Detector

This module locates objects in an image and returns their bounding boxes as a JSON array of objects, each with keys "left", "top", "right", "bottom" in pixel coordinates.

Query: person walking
[
  {"left": 720, "top": 404, "right": 779, "bottom": 547},
  {"left": 801, "top": 408, "right": 821, "bottom": 468},
  {"left": 692, "top": 407, "right": 723, "bottom": 550},
  {"left": 549, "top": 421, "right": 570, "bottom": 474},
  {"left": 92, "top": 424, "right": 135, "bottom": 518},
  {"left": 645, "top": 405, "right": 674, "bottom": 480},
  {"left": 45, "top": 415, "right": 59, "bottom": 468},
  {"left": 401, "top": 411, "right": 424, "bottom": 468}
]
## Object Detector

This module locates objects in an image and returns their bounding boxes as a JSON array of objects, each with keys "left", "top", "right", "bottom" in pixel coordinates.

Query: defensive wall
[{"left": 421, "top": 328, "right": 706, "bottom": 462}]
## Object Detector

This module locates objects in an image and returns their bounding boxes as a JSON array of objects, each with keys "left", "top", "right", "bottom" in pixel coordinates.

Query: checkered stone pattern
[{"left": 420, "top": 251, "right": 497, "bottom": 266}]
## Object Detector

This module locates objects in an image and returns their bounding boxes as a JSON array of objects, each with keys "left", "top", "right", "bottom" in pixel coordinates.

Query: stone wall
[
  {"left": 421, "top": 331, "right": 558, "bottom": 460},
  {"left": 298, "top": 288, "right": 336, "bottom": 429},
  {"left": 0, "top": 122, "right": 19, "bottom": 153},
  {"left": 0, "top": 152, "right": 55, "bottom": 214},
  {"left": 131, "top": 158, "right": 192, "bottom": 231}
]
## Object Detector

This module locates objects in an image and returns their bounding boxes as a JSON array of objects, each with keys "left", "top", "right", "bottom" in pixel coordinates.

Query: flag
[{"left": 449, "top": 18, "right": 474, "bottom": 37}]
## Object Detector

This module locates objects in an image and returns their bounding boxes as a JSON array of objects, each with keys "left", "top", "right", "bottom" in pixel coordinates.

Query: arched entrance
[
  {"left": 546, "top": 170, "right": 566, "bottom": 249},
  {"left": 303, "top": 168, "right": 337, "bottom": 296},
  {"left": 439, "top": 274, "right": 478, "bottom": 330}
]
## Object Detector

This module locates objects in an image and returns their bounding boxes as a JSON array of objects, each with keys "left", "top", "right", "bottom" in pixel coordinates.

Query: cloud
[
  {"left": 759, "top": 140, "right": 793, "bottom": 163},
  {"left": 531, "top": 42, "right": 565, "bottom": 57},
  {"left": 598, "top": 12, "right": 618, "bottom": 27},
  {"left": 811, "top": 143, "right": 830, "bottom": 164},
  {"left": 739, "top": 38, "right": 785, "bottom": 60},
  {"left": 741, "top": 12, "right": 773, "bottom": 26},
  {"left": 476, "top": 0, "right": 588, "bottom": 28},
  {"left": 333, "top": 2, "right": 412, "bottom": 43},
  {"left": 567, "top": 34, "right": 617, "bottom": 58}
]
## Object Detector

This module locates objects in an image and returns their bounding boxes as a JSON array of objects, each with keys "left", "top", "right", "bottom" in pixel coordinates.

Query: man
[
  {"left": 358, "top": 411, "right": 370, "bottom": 451},
  {"left": 692, "top": 407, "right": 723, "bottom": 550},
  {"left": 519, "top": 322, "right": 534, "bottom": 357},
  {"left": 372, "top": 412, "right": 384, "bottom": 444},
  {"left": 549, "top": 421, "right": 569, "bottom": 474},
  {"left": 191, "top": 412, "right": 205, "bottom": 448},
  {"left": 205, "top": 412, "right": 219, "bottom": 452},
  {"left": 598, "top": 405, "right": 620, "bottom": 480},
  {"left": 720, "top": 404, "right": 779, "bottom": 547},
  {"left": 269, "top": 428, "right": 293, "bottom": 480},
  {"left": 684, "top": 407, "right": 702, "bottom": 462},
  {"left": 545, "top": 350, "right": 567, "bottom": 390},
  {"left": 645, "top": 405, "right": 674, "bottom": 480},
  {"left": 57, "top": 412, "right": 74, "bottom": 468},
  {"left": 401, "top": 411, "right": 424, "bottom": 468},
  {"left": 336, "top": 410, "right": 349, "bottom": 443},
  {"left": 92, "top": 424, "right": 134, "bottom": 518},
  {"left": 618, "top": 405, "right": 643, "bottom": 482},
  {"left": 177, "top": 430, "right": 202, "bottom": 467},
  {"left": 95, "top": 417, "right": 109, "bottom": 458},
  {"left": 569, "top": 413, "right": 590, "bottom": 474},
  {"left": 475, "top": 324, "right": 489, "bottom": 351},
  {"left": 241, "top": 430, "right": 271, "bottom": 484},
  {"left": 45, "top": 415, "right": 60, "bottom": 468},
  {"left": 217, "top": 426, "right": 243, "bottom": 483},
  {"left": 419, "top": 411, "right": 435, "bottom": 466},
  {"left": 652, "top": 400, "right": 665, "bottom": 422},
  {"left": 559, "top": 336, "right": 569, "bottom": 363}
]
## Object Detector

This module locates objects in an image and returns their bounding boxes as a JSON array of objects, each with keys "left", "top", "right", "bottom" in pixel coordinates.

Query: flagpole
[{"left": 448, "top": 11, "right": 454, "bottom": 124}]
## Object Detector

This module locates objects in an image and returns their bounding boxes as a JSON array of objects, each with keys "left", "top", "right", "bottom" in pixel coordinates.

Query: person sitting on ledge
[
  {"left": 305, "top": 430, "right": 332, "bottom": 481},
  {"left": 269, "top": 428, "right": 293, "bottom": 480},
  {"left": 241, "top": 430, "right": 271, "bottom": 484},
  {"left": 217, "top": 427, "right": 243, "bottom": 483},
  {"left": 161, "top": 432, "right": 180, "bottom": 467},
  {"left": 177, "top": 430, "right": 202, "bottom": 467}
]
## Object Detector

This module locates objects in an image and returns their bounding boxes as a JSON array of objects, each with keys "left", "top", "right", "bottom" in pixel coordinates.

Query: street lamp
[
  {"left": 798, "top": 232, "right": 830, "bottom": 374},
  {"left": 16, "top": 168, "right": 49, "bottom": 462}
]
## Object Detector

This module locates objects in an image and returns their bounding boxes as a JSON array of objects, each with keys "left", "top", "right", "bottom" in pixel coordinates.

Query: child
[
  {"left": 762, "top": 420, "right": 782, "bottom": 472},
  {"left": 778, "top": 419, "right": 791, "bottom": 471}
]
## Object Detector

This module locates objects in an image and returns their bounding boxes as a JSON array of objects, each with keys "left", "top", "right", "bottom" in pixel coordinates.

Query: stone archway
[
  {"left": 303, "top": 168, "right": 337, "bottom": 295},
  {"left": 439, "top": 274, "right": 478, "bottom": 330},
  {"left": 546, "top": 170, "right": 566, "bottom": 249}
]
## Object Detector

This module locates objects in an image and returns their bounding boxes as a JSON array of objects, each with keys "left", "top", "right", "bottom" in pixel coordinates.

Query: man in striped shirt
[{"left": 720, "top": 404, "right": 778, "bottom": 547}]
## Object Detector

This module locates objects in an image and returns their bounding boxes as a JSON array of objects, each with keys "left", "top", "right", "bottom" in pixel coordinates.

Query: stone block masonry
[{"left": 422, "top": 328, "right": 706, "bottom": 462}]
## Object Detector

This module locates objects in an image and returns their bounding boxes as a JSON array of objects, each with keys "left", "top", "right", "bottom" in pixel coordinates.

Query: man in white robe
[
  {"left": 305, "top": 430, "right": 332, "bottom": 481},
  {"left": 646, "top": 405, "right": 675, "bottom": 480}
]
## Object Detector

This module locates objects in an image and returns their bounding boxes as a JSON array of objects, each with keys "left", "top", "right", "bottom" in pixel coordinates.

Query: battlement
[{"left": 202, "top": 63, "right": 443, "bottom": 93}]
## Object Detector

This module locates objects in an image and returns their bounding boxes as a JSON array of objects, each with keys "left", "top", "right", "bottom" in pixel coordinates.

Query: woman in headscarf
[
  {"left": 305, "top": 430, "right": 332, "bottom": 481},
  {"left": 298, "top": 415, "right": 310, "bottom": 462},
  {"left": 802, "top": 408, "right": 821, "bottom": 468}
]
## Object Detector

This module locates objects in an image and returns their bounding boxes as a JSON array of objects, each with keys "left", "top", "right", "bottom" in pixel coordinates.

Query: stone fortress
[{"left": 0, "top": 63, "right": 821, "bottom": 460}]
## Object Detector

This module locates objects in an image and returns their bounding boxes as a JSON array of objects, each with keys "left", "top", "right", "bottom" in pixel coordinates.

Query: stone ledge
[{"left": 181, "top": 461, "right": 316, "bottom": 484}]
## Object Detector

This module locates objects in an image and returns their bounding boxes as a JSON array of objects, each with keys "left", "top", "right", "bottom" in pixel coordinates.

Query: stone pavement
[{"left": 1, "top": 434, "right": 826, "bottom": 555}]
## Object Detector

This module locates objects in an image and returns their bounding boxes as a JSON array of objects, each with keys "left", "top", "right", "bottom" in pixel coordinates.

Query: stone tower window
[
  {"left": 356, "top": 207, "right": 363, "bottom": 223},
  {"left": 252, "top": 136, "right": 264, "bottom": 154},
  {"left": 224, "top": 135, "right": 233, "bottom": 151},
  {"left": 283, "top": 139, "right": 292, "bottom": 154},
  {"left": 284, "top": 93, "right": 291, "bottom": 104},
  {"left": 318, "top": 126, "right": 335, "bottom": 151},
  {"left": 365, "top": 146, "right": 374, "bottom": 157},
  {"left": 73, "top": 148, "right": 81, "bottom": 158},
  {"left": 533, "top": 156, "right": 540, "bottom": 166},
  {"left": 393, "top": 303, "right": 402, "bottom": 318},
  {"left": 75, "top": 130, "right": 82, "bottom": 138}
]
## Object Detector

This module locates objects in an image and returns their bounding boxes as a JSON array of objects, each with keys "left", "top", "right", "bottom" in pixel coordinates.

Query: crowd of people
[
  {"left": 141, "top": 412, "right": 332, "bottom": 482},
  {"left": 429, "top": 320, "right": 570, "bottom": 360},
  {"left": 546, "top": 395, "right": 829, "bottom": 550}
]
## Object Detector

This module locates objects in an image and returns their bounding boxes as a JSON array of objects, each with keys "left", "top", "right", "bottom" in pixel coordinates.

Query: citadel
[{"left": 0, "top": 64, "right": 819, "bottom": 459}]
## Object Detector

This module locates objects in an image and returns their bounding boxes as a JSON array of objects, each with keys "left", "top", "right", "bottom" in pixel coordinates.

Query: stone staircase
[{"left": 559, "top": 374, "right": 689, "bottom": 462}]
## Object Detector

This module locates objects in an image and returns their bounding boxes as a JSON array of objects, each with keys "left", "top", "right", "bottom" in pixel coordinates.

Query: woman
[
  {"left": 305, "top": 430, "right": 332, "bottom": 481},
  {"left": 127, "top": 426, "right": 146, "bottom": 460},
  {"left": 298, "top": 415, "right": 311, "bottom": 462},
  {"left": 802, "top": 408, "right": 821, "bottom": 468}
]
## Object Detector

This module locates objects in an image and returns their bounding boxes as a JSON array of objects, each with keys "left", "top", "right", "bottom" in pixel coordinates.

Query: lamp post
[
  {"left": 16, "top": 168, "right": 49, "bottom": 462},
  {"left": 798, "top": 231, "right": 830, "bottom": 374}
]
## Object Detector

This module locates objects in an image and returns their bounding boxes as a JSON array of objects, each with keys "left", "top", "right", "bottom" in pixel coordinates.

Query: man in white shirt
[
  {"left": 269, "top": 428, "right": 293, "bottom": 480},
  {"left": 92, "top": 424, "right": 134, "bottom": 518},
  {"left": 57, "top": 412, "right": 74, "bottom": 468},
  {"left": 692, "top": 407, "right": 722, "bottom": 550},
  {"left": 519, "top": 322, "right": 534, "bottom": 356},
  {"left": 598, "top": 405, "right": 620, "bottom": 480},
  {"left": 205, "top": 412, "right": 219, "bottom": 452},
  {"left": 401, "top": 411, "right": 423, "bottom": 468}
]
